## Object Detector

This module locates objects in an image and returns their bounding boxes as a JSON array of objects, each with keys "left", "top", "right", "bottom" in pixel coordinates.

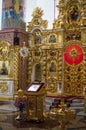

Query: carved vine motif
[
  {"left": 66, "top": 29, "right": 81, "bottom": 41},
  {"left": 0, "top": 82, "right": 8, "bottom": 93},
  {"left": 64, "top": 64, "right": 83, "bottom": 96},
  {"left": 47, "top": 76, "right": 57, "bottom": 93}
]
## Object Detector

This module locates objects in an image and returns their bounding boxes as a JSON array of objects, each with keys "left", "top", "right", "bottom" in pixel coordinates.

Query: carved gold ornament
[
  {"left": 20, "top": 47, "right": 28, "bottom": 58},
  {"left": 69, "top": 48, "right": 78, "bottom": 59},
  {"left": 27, "top": 7, "right": 48, "bottom": 31},
  {"left": 0, "top": 82, "right": 8, "bottom": 93}
]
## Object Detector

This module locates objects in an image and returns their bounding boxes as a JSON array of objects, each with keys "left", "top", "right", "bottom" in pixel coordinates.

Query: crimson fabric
[{"left": 64, "top": 44, "right": 83, "bottom": 65}]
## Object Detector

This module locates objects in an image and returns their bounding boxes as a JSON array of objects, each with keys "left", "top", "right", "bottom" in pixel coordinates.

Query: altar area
[{"left": 0, "top": 0, "right": 86, "bottom": 101}]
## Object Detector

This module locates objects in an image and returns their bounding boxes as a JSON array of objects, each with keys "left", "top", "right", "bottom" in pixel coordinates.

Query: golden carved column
[
  {"left": 13, "top": 46, "right": 19, "bottom": 93},
  {"left": 28, "top": 50, "right": 32, "bottom": 83},
  {"left": 42, "top": 50, "right": 47, "bottom": 82}
]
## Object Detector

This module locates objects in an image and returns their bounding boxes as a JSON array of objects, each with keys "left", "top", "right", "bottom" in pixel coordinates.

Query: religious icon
[
  {"left": 49, "top": 35, "right": 56, "bottom": 43},
  {"left": 68, "top": 6, "right": 79, "bottom": 22},
  {"left": 49, "top": 62, "right": 56, "bottom": 72},
  {"left": 35, "top": 32, "right": 41, "bottom": 44},
  {"left": 0, "top": 62, "right": 8, "bottom": 75}
]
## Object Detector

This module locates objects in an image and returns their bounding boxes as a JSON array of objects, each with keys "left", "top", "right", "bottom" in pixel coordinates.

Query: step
[
  {"left": 72, "top": 99, "right": 84, "bottom": 103},
  {"left": 69, "top": 106, "right": 84, "bottom": 110},
  {"left": 70, "top": 102, "right": 84, "bottom": 107},
  {"left": 77, "top": 111, "right": 86, "bottom": 116}
]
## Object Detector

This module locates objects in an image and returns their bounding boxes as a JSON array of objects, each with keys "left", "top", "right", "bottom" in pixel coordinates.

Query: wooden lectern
[{"left": 25, "top": 82, "right": 46, "bottom": 121}]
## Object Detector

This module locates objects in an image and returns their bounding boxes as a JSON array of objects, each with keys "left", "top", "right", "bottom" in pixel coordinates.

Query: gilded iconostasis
[{"left": 0, "top": 0, "right": 86, "bottom": 100}]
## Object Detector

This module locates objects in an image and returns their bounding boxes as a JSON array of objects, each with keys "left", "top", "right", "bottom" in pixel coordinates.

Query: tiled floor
[
  {"left": 0, "top": 111, "right": 59, "bottom": 130},
  {"left": 0, "top": 98, "right": 86, "bottom": 130},
  {"left": 0, "top": 100, "right": 59, "bottom": 130}
]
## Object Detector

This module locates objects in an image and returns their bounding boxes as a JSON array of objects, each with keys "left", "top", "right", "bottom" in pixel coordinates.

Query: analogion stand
[{"left": 25, "top": 82, "right": 46, "bottom": 122}]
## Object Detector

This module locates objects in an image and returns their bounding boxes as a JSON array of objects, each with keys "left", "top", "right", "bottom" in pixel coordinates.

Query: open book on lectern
[{"left": 27, "top": 82, "right": 44, "bottom": 92}]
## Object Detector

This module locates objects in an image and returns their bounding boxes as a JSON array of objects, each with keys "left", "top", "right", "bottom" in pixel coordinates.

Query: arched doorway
[{"left": 34, "top": 63, "right": 42, "bottom": 82}]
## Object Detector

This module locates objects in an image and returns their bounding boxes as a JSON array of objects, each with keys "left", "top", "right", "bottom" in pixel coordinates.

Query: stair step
[
  {"left": 77, "top": 111, "right": 86, "bottom": 116},
  {"left": 70, "top": 102, "right": 84, "bottom": 107},
  {"left": 72, "top": 99, "right": 84, "bottom": 103},
  {"left": 69, "top": 106, "right": 84, "bottom": 110}
]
